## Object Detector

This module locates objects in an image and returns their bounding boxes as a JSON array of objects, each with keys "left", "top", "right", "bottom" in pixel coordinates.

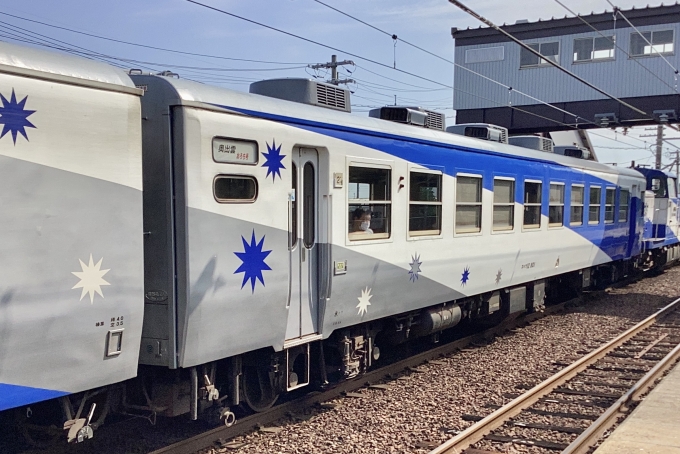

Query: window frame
[
  {"left": 619, "top": 188, "right": 630, "bottom": 223},
  {"left": 455, "top": 173, "right": 484, "bottom": 236},
  {"left": 520, "top": 41, "right": 560, "bottom": 68},
  {"left": 213, "top": 174, "right": 258, "bottom": 203},
  {"left": 522, "top": 179, "right": 543, "bottom": 231},
  {"left": 604, "top": 187, "right": 616, "bottom": 224},
  {"left": 346, "top": 160, "right": 393, "bottom": 244},
  {"left": 492, "top": 177, "right": 515, "bottom": 233},
  {"left": 573, "top": 36, "right": 615, "bottom": 63},
  {"left": 630, "top": 29, "right": 675, "bottom": 58},
  {"left": 588, "top": 185, "right": 602, "bottom": 225},
  {"left": 408, "top": 168, "right": 444, "bottom": 238},
  {"left": 548, "top": 182, "right": 565, "bottom": 228},
  {"left": 570, "top": 184, "right": 585, "bottom": 227}
]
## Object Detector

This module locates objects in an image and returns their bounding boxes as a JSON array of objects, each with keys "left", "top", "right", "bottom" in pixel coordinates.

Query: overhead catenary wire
[
  {"left": 447, "top": 0, "right": 649, "bottom": 119},
  {"left": 185, "top": 0, "right": 453, "bottom": 89},
  {"left": 0, "top": 10, "right": 311, "bottom": 66},
  {"left": 605, "top": 0, "right": 679, "bottom": 75},
  {"left": 552, "top": 0, "right": 677, "bottom": 94}
]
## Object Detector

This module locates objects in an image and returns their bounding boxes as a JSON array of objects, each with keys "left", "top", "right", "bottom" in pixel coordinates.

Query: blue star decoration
[
  {"left": 234, "top": 230, "right": 272, "bottom": 293},
  {"left": 262, "top": 139, "right": 286, "bottom": 181},
  {"left": 0, "top": 89, "right": 36, "bottom": 144},
  {"left": 408, "top": 253, "right": 422, "bottom": 282},
  {"left": 461, "top": 266, "right": 470, "bottom": 286}
]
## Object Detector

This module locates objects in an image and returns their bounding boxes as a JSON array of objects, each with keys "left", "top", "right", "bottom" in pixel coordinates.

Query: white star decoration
[
  {"left": 356, "top": 287, "right": 373, "bottom": 316},
  {"left": 72, "top": 254, "right": 110, "bottom": 304}
]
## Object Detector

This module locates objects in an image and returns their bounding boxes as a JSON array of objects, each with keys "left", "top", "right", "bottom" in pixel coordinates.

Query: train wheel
[{"left": 241, "top": 363, "right": 279, "bottom": 412}]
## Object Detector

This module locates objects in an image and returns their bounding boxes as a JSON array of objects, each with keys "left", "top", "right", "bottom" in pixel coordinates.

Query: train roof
[
  {"left": 0, "top": 41, "right": 141, "bottom": 95},
  {"left": 143, "top": 74, "right": 643, "bottom": 179},
  {"left": 635, "top": 167, "right": 678, "bottom": 179}
]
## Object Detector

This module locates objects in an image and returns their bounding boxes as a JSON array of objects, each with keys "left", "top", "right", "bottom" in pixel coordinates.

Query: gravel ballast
[{"left": 211, "top": 267, "right": 680, "bottom": 454}]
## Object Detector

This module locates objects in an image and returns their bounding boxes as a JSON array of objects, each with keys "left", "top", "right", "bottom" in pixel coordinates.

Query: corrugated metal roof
[{"left": 452, "top": 2, "right": 680, "bottom": 44}]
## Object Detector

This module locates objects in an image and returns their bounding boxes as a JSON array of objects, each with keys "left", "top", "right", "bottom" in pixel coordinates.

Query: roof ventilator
[
  {"left": 446, "top": 123, "right": 508, "bottom": 144},
  {"left": 509, "top": 135, "right": 554, "bottom": 152},
  {"left": 249, "top": 78, "right": 351, "bottom": 113},
  {"left": 368, "top": 106, "right": 446, "bottom": 130}
]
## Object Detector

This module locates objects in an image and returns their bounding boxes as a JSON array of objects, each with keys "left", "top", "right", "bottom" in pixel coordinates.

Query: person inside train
[{"left": 351, "top": 208, "right": 373, "bottom": 234}]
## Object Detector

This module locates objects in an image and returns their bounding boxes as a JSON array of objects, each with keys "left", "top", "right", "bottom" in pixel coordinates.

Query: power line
[
  {"left": 448, "top": 0, "right": 649, "bottom": 119},
  {"left": 605, "top": 0, "right": 679, "bottom": 75},
  {"left": 185, "top": 0, "right": 453, "bottom": 89},
  {"left": 0, "top": 10, "right": 311, "bottom": 66},
  {"left": 552, "top": 0, "right": 678, "bottom": 94}
]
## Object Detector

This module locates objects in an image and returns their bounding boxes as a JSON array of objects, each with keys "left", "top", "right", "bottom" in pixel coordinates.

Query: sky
[{"left": 2, "top": 0, "right": 679, "bottom": 168}]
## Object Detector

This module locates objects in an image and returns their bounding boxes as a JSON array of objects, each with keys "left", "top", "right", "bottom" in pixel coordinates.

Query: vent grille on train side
[{"left": 249, "top": 78, "right": 351, "bottom": 113}]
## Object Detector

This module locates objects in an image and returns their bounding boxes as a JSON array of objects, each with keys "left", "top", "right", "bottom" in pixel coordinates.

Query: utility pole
[
  {"left": 641, "top": 125, "right": 666, "bottom": 169},
  {"left": 308, "top": 55, "right": 355, "bottom": 86},
  {"left": 656, "top": 124, "right": 664, "bottom": 170}
]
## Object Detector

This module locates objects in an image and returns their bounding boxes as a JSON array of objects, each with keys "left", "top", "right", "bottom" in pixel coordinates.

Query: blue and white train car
[
  {"left": 0, "top": 42, "right": 144, "bottom": 435},
  {"left": 128, "top": 74, "right": 646, "bottom": 414},
  {"left": 635, "top": 167, "right": 680, "bottom": 266}
]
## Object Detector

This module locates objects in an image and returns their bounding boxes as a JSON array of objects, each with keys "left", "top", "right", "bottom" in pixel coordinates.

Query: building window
[
  {"left": 348, "top": 166, "right": 391, "bottom": 240},
  {"left": 523, "top": 181, "right": 542, "bottom": 228},
  {"left": 605, "top": 188, "right": 616, "bottom": 223},
  {"left": 493, "top": 178, "right": 514, "bottom": 231},
  {"left": 409, "top": 172, "right": 442, "bottom": 236},
  {"left": 549, "top": 183, "right": 565, "bottom": 226},
  {"left": 465, "top": 46, "right": 505, "bottom": 63},
  {"left": 213, "top": 175, "right": 258, "bottom": 202},
  {"left": 456, "top": 175, "right": 482, "bottom": 233},
  {"left": 520, "top": 42, "right": 559, "bottom": 67},
  {"left": 571, "top": 185, "right": 584, "bottom": 226},
  {"left": 574, "top": 36, "right": 615, "bottom": 62},
  {"left": 631, "top": 30, "right": 674, "bottom": 57},
  {"left": 589, "top": 186, "right": 601, "bottom": 224},
  {"left": 619, "top": 189, "right": 630, "bottom": 223}
]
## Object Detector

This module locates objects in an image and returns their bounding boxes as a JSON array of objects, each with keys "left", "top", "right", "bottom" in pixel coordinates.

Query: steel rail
[
  {"left": 428, "top": 295, "right": 680, "bottom": 454},
  {"left": 148, "top": 302, "right": 574, "bottom": 454},
  {"left": 562, "top": 339, "right": 680, "bottom": 454}
]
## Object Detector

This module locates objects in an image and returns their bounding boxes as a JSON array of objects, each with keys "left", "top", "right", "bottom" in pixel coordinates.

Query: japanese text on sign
[{"left": 213, "top": 138, "right": 258, "bottom": 164}]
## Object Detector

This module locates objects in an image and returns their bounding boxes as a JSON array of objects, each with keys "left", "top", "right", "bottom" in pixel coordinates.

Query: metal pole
[{"left": 656, "top": 125, "right": 664, "bottom": 169}]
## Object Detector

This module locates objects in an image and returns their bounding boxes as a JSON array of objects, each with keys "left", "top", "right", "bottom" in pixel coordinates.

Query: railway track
[
  {"left": 148, "top": 300, "right": 579, "bottom": 454},
  {"left": 428, "top": 295, "right": 680, "bottom": 454}
]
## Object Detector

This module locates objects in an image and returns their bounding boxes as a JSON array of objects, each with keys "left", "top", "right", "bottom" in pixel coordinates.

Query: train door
[
  {"left": 667, "top": 176, "right": 679, "bottom": 238},
  {"left": 652, "top": 176, "right": 668, "bottom": 239},
  {"left": 285, "top": 148, "right": 319, "bottom": 340}
]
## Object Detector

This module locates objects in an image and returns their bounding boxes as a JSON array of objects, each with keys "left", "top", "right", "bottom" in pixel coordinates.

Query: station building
[{"left": 451, "top": 4, "right": 680, "bottom": 133}]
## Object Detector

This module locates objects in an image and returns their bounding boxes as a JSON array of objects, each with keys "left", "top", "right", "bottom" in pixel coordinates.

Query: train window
[
  {"left": 651, "top": 178, "right": 668, "bottom": 197},
  {"left": 409, "top": 172, "right": 442, "bottom": 236},
  {"left": 523, "top": 181, "right": 542, "bottom": 229},
  {"left": 604, "top": 188, "right": 616, "bottom": 223},
  {"left": 303, "top": 163, "right": 315, "bottom": 248},
  {"left": 455, "top": 176, "right": 482, "bottom": 234},
  {"left": 570, "top": 185, "right": 584, "bottom": 226},
  {"left": 493, "top": 178, "right": 514, "bottom": 231},
  {"left": 549, "top": 183, "right": 565, "bottom": 227},
  {"left": 669, "top": 178, "right": 678, "bottom": 198},
  {"left": 619, "top": 189, "right": 630, "bottom": 223},
  {"left": 348, "top": 166, "right": 391, "bottom": 240},
  {"left": 291, "top": 164, "right": 297, "bottom": 248},
  {"left": 213, "top": 175, "right": 258, "bottom": 203},
  {"left": 589, "top": 186, "right": 601, "bottom": 224}
]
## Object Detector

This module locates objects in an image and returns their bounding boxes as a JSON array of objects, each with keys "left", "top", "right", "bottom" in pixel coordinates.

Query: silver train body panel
[
  {"left": 132, "top": 75, "right": 645, "bottom": 369},
  {"left": 0, "top": 42, "right": 143, "bottom": 410}
]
